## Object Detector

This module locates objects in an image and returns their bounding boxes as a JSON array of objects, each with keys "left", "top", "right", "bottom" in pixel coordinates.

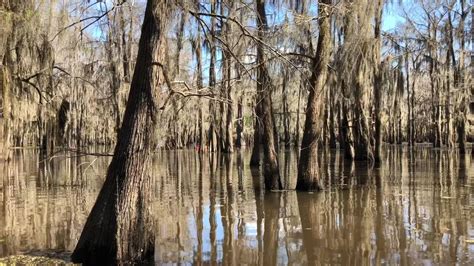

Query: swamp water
[{"left": 0, "top": 147, "right": 473, "bottom": 264}]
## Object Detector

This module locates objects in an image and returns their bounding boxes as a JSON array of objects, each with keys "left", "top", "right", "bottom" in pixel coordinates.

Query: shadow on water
[{"left": 0, "top": 147, "right": 473, "bottom": 264}]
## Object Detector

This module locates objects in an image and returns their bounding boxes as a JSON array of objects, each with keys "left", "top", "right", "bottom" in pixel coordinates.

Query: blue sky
[
  {"left": 82, "top": 0, "right": 410, "bottom": 86},
  {"left": 85, "top": 1, "right": 407, "bottom": 40},
  {"left": 383, "top": 3, "right": 406, "bottom": 31}
]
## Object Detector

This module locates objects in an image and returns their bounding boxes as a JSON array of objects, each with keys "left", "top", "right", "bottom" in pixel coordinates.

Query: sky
[
  {"left": 85, "top": 0, "right": 409, "bottom": 40},
  {"left": 82, "top": 0, "right": 413, "bottom": 85},
  {"left": 383, "top": 3, "right": 406, "bottom": 31}
]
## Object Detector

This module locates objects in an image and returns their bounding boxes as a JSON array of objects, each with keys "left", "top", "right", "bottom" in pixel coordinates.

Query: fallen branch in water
[{"left": 39, "top": 148, "right": 114, "bottom": 163}]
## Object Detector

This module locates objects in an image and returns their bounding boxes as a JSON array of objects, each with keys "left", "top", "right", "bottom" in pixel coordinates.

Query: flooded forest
[{"left": 0, "top": 0, "right": 473, "bottom": 265}]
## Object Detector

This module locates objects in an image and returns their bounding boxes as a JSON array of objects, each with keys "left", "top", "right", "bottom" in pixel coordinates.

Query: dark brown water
[{"left": 1, "top": 147, "right": 473, "bottom": 264}]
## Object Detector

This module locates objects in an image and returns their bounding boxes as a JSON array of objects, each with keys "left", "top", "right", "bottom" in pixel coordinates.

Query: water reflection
[{"left": 0, "top": 147, "right": 473, "bottom": 264}]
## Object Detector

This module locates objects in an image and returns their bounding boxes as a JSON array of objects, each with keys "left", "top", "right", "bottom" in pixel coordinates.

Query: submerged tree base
[
  {"left": 72, "top": 244, "right": 154, "bottom": 265},
  {"left": 295, "top": 179, "right": 322, "bottom": 191}
]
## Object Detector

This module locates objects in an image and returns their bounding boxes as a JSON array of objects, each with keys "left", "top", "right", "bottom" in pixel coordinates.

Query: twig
[{"left": 51, "top": 1, "right": 127, "bottom": 41}]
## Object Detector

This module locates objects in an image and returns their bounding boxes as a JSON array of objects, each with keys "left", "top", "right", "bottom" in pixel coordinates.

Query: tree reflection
[{"left": 0, "top": 148, "right": 473, "bottom": 264}]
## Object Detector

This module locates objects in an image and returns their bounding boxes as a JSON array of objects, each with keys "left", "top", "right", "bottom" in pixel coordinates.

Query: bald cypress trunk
[
  {"left": 235, "top": 96, "right": 244, "bottom": 148},
  {"left": 282, "top": 70, "right": 291, "bottom": 148},
  {"left": 106, "top": 32, "right": 121, "bottom": 136},
  {"left": 428, "top": 20, "right": 441, "bottom": 147},
  {"left": 343, "top": 1, "right": 374, "bottom": 161},
  {"left": 373, "top": 0, "right": 383, "bottom": 163},
  {"left": 0, "top": 1, "right": 27, "bottom": 159},
  {"left": 352, "top": 82, "right": 372, "bottom": 161},
  {"left": 296, "top": 0, "right": 332, "bottom": 190},
  {"left": 208, "top": 0, "right": 218, "bottom": 153},
  {"left": 194, "top": 22, "right": 204, "bottom": 151},
  {"left": 250, "top": 103, "right": 262, "bottom": 165},
  {"left": 71, "top": 1, "right": 169, "bottom": 264},
  {"left": 250, "top": 0, "right": 267, "bottom": 167},
  {"left": 339, "top": 102, "right": 351, "bottom": 157},
  {"left": 457, "top": 0, "right": 467, "bottom": 154},
  {"left": 0, "top": 8, "right": 11, "bottom": 155},
  {"left": 254, "top": 0, "right": 281, "bottom": 190},
  {"left": 0, "top": 66, "right": 10, "bottom": 160},
  {"left": 221, "top": 2, "right": 234, "bottom": 153}
]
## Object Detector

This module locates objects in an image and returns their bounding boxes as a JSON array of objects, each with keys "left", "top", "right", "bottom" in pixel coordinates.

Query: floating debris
[{"left": 440, "top": 196, "right": 455, "bottom": 199}]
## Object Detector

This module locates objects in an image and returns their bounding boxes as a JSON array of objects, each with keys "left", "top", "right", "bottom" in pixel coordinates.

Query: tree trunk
[
  {"left": 282, "top": 70, "right": 291, "bottom": 148},
  {"left": 328, "top": 91, "right": 337, "bottom": 149},
  {"left": 71, "top": 1, "right": 169, "bottom": 264},
  {"left": 446, "top": 9, "right": 456, "bottom": 148},
  {"left": 235, "top": 96, "right": 243, "bottom": 148},
  {"left": 295, "top": 83, "right": 302, "bottom": 147},
  {"left": 0, "top": 3, "right": 13, "bottom": 159},
  {"left": 353, "top": 83, "right": 372, "bottom": 160},
  {"left": 223, "top": 51, "right": 234, "bottom": 153},
  {"left": 106, "top": 31, "right": 122, "bottom": 136},
  {"left": 341, "top": 0, "right": 373, "bottom": 161},
  {"left": 193, "top": 20, "right": 204, "bottom": 151},
  {"left": 341, "top": 99, "right": 354, "bottom": 159},
  {"left": 221, "top": 2, "right": 234, "bottom": 153},
  {"left": 250, "top": 101, "right": 262, "bottom": 165},
  {"left": 396, "top": 67, "right": 404, "bottom": 145},
  {"left": 0, "top": 66, "right": 11, "bottom": 160},
  {"left": 410, "top": 62, "right": 416, "bottom": 145},
  {"left": 255, "top": 0, "right": 281, "bottom": 190},
  {"left": 208, "top": 0, "right": 218, "bottom": 153},
  {"left": 165, "top": 10, "right": 185, "bottom": 149},
  {"left": 118, "top": 7, "right": 131, "bottom": 83},
  {"left": 429, "top": 22, "right": 441, "bottom": 147},
  {"left": 458, "top": 0, "right": 467, "bottom": 154},
  {"left": 296, "top": 0, "right": 332, "bottom": 191},
  {"left": 373, "top": 0, "right": 383, "bottom": 163}
]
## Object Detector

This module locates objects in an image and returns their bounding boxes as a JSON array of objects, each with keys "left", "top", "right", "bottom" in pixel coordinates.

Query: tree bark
[
  {"left": 373, "top": 0, "right": 383, "bottom": 163},
  {"left": 118, "top": 7, "right": 131, "bottom": 83},
  {"left": 235, "top": 96, "right": 243, "bottom": 148},
  {"left": 296, "top": 0, "right": 332, "bottom": 190},
  {"left": 0, "top": 66, "right": 11, "bottom": 160},
  {"left": 428, "top": 20, "right": 441, "bottom": 147},
  {"left": 458, "top": 0, "right": 467, "bottom": 154},
  {"left": 295, "top": 83, "right": 302, "bottom": 147},
  {"left": 446, "top": 8, "right": 456, "bottom": 147},
  {"left": 406, "top": 50, "right": 412, "bottom": 147},
  {"left": 250, "top": 101, "right": 262, "bottom": 165},
  {"left": 106, "top": 29, "right": 122, "bottom": 136},
  {"left": 71, "top": 1, "right": 169, "bottom": 264},
  {"left": 254, "top": 0, "right": 281, "bottom": 190},
  {"left": 282, "top": 69, "right": 291, "bottom": 148},
  {"left": 395, "top": 67, "right": 404, "bottom": 144},
  {"left": 221, "top": 2, "right": 234, "bottom": 153},
  {"left": 328, "top": 91, "right": 337, "bottom": 149},
  {"left": 353, "top": 83, "right": 372, "bottom": 160},
  {"left": 192, "top": 15, "right": 204, "bottom": 151},
  {"left": 0, "top": 4, "right": 12, "bottom": 158},
  {"left": 208, "top": 0, "right": 218, "bottom": 153},
  {"left": 165, "top": 10, "right": 186, "bottom": 149}
]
